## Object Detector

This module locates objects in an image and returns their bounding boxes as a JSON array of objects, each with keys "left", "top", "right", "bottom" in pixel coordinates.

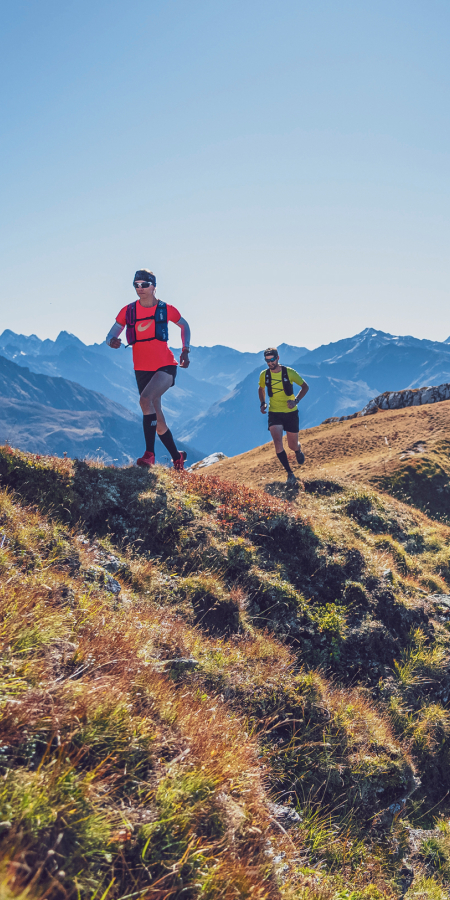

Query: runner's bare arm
[
  {"left": 106, "top": 322, "right": 124, "bottom": 349},
  {"left": 258, "top": 384, "right": 267, "bottom": 413},
  {"left": 287, "top": 380, "right": 309, "bottom": 408},
  {"left": 177, "top": 317, "right": 191, "bottom": 368},
  {"left": 295, "top": 380, "right": 309, "bottom": 403}
]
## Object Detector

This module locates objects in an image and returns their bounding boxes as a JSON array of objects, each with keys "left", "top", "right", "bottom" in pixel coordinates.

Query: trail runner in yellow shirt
[{"left": 258, "top": 347, "right": 309, "bottom": 487}]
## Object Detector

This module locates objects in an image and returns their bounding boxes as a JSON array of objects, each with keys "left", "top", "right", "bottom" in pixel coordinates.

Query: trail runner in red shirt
[{"left": 106, "top": 269, "right": 191, "bottom": 469}]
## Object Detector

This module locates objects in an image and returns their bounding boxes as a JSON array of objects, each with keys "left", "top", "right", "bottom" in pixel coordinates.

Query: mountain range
[
  {"left": 0, "top": 355, "right": 203, "bottom": 464},
  {"left": 0, "top": 331, "right": 308, "bottom": 425},
  {"left": 2, "top": 327, "right": 450, "bottom": 460}
]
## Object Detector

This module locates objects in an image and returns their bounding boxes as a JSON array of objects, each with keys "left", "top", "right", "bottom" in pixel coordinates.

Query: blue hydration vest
[{"left": 125, "top": 300, "right": 168, "bottom": 345}]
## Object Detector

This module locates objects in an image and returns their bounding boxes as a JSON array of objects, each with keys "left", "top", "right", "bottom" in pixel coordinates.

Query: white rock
[{"left": 188, "top": 452, "right": 228, "bottom": 471}]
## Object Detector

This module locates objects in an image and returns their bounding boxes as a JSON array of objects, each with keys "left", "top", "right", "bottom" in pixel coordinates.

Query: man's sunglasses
[
  {"left": 265, "top": 356, "right": 278, "bottom": 363},
  {"left": 134, "top": 281, "right": 153, "bottom": 289}
]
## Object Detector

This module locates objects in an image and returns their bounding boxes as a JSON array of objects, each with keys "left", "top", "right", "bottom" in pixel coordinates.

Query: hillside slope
[
  {"left": 2, "top": 444, "right": 450, "bottom": 898},
  {"left": 180, "top": 368, "right": 374, "bottom": 456},
  {"left": 213, "top": 398, "right": 450, "bottom": 521},
  {"left": 181, "top": 329, "right": 450, "bottom": 457}
]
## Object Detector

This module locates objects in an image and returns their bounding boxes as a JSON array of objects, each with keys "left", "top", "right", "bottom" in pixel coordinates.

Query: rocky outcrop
[{"left": 323, "top": 382, "right": 450, "bottom": 424}]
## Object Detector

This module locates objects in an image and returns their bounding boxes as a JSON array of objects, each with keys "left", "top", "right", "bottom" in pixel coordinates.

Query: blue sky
[{"left": 1, "top": 0, "right": 449, "bottom": 351}]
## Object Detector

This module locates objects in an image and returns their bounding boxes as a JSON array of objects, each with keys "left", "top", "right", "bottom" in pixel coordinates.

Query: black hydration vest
[
  {"left": 125, "top": 300, "right": 168, "bottom": 345},
  {"left": 265, "top": 365, "right": 294, "bottom": 397}
]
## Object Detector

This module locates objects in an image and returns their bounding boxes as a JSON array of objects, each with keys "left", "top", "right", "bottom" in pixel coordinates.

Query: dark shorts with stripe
[
  {"left": 135, "top": 365, "right": 177, "bottom": 394},
  {"left": 268, "top": 410, "right": 299, "bottom": 433}
]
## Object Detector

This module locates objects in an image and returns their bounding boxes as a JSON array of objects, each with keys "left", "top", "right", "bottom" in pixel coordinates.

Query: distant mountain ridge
[
  {"left": 300, "top": 327, "right": 450, "bottom": 389},
  {"left": 0, "top": 331, "right": 225, "bottom": 425},
  {"left": 0, "top": 355, "right": 203, "bottom": 464},
  {"left": 4, "top": 326, "right": 450, "bottom": 461},
  {"left": 0, "top": 331, "right": 309, "bottom": 426}
]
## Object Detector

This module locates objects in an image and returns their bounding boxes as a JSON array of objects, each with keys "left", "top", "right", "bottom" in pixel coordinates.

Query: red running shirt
[{"left": 116, "top": 301, "right": 181, "bottom": 371}]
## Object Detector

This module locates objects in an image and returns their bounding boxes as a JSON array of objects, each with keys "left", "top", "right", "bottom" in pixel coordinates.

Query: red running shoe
[
  {"left": 173, "top": 451, "right": 187, "bottom": 471},
  {"left": 136, "top": 450, "right": 155, "bottom": 468}
]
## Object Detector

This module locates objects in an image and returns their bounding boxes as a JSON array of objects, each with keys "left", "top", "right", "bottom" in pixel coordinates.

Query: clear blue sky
[{"left": 1, "top": 0, "right": 449, "bottom": 351}]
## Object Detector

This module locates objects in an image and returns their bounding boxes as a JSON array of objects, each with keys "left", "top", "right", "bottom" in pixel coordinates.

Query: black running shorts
[
  {"left": 267, "top": 410, "right": 300, "bottom": 433},
  {"left": 135, "top": 365, "right": 177, "bottom": 394}
]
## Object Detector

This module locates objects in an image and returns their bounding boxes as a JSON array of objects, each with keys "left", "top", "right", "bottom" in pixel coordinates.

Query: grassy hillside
[
  {"left": 214, "top": 398, "right": 450, "bottom": 523},
  {"left": 1, "top": 443, "right": 450, "bottom": 899}
]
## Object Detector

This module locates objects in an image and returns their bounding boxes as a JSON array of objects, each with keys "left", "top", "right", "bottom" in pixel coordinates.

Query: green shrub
[
  {"left": 393, "top": 628, "right": 448, "bottom": 688},
  {"left": 405, "top": 875, "right": 450, "bottom": 900},
  {"left": 420, "top": 823, "right": 450, "bottom": 880},
  {"left": 226, "top": 537, "right": 255, "bottom": 573}
]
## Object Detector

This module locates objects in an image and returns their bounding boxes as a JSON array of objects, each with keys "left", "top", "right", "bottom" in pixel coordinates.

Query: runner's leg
[
  {"left": 269, "top": 425, "right": 293, "bottom": 475},
  {"left": 286, "top": 431, "right": 305, "bottom": 464},
  {"left": 140, "top": 371, "right": 182, "bottom": 462},
  {"left": 151, "top": 394, "right": 169, "bottom": 434},
  {"left": 139, "top": 371, "right": 173, "bottom": 427},
  {"left": 269, "top": 424, "right": 284, "bottom": 454},
  {"left": 136, "top": 373, "right": 159, "bottom": 460},
  {"left": 143, "top": 414, "right": 157, "bottom": 453},
  {"left": 286, "top": 431, "right": 300, "bottom": 452}
]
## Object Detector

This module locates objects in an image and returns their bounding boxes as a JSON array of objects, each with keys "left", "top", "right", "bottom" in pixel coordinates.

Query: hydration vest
[
  {"left": 125, "top": 300, "right": 168, "bottom": 345},
  {"left": 265, "top": 365, "right": 294, "bottom": 397}
]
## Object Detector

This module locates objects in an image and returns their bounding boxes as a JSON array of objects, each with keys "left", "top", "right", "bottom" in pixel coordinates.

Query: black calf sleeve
[
  {"left": 143, "top": 415, "right": 157, "bottom": 453},
  {"left": 277, "top": 450, "right": 292, "bottom": 474},
  {"left": 158, "top": 428, "right": 181, "bottom": 461}
]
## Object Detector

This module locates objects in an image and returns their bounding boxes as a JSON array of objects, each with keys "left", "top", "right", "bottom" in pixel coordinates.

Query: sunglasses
[
  {"left": 265, "top": 356, "right": 278, "bottom": 363},
  {"left": 134, "top": 281, "right": 154, "bottom": 289}
]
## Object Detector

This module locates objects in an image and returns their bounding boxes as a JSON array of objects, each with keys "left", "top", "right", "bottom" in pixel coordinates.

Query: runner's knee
[{"left": 140, "top": 395, "right": 155, "bottom": 415}]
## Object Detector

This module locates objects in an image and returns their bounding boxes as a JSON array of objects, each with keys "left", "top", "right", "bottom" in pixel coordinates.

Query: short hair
[{"left": 264, "top": 347, "right": 278, "bottom": 358}]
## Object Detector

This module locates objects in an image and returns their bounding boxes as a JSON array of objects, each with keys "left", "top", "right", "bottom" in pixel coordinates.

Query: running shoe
[
  {"left": 295, "top": 449, "right": 305, "bottom": 465},
  {"left": 286, "top": 472, "right": 298, "bottom": 487},
  {"left": 173, "top": 451, "right": 187, "bottom": 471},
  {"left": 136, "top": 450, "right": 155, "bottom": 468}
]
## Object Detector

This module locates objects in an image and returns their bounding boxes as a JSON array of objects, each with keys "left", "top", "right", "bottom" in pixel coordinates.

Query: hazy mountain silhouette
[
  {"left": 4, "top": 327, "right": 450, "bottom": 461},
  {"left": 0, "top": 356, "right": 204, "bottom": 464},
  {"left": 0, "top": 332, "right": 308, "bottom": 426}
]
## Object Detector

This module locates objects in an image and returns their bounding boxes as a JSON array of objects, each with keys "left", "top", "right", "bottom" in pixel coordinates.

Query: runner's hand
[
  {"left": 179, "top": 349, "right": 190, "bottom": 368},
  {"left": 109, "top": 337, "right": 121, "bottom": 349},
  {"left": 287, "top": 399, "right": 297, "bottom": 409},
  {"left": 260, "top": 403, "right": 267, "bottom": 414}
]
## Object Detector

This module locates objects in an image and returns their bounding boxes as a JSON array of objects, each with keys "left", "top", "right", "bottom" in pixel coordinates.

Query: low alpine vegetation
[{"left": 1, "top": 444, "right": 450, "bottom": 899}]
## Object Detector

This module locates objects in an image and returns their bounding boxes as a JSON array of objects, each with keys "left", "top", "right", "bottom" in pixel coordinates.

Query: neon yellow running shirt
[{"left": 259, "top": 367, "right": 304, "bottom": 413}]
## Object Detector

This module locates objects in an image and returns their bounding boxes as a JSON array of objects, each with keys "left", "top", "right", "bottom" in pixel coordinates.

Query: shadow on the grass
[{"left": 264, "top": 479, "right": 301, "bottom": 499}]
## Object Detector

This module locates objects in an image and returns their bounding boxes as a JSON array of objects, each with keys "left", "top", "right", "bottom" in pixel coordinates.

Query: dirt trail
[{"left": 208, "top": 400, "right": 450, "bottom": 492}]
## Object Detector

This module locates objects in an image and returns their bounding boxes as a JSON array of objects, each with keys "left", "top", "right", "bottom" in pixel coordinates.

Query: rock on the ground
[{"left": 188, "top": 452, "right": 228, "bottom": 471}]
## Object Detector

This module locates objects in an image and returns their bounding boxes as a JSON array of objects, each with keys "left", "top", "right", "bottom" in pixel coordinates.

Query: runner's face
[
  {"left": 134, "top": 282, "right": 156, "bottom": 302},
  {"left": 265, "top": 355, "right": 279, "bottom": 369}
]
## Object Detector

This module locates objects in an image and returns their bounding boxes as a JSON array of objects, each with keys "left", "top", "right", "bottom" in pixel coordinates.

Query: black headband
[{"left": 133, "top": 270, "right": 156, "bottom": 286}]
